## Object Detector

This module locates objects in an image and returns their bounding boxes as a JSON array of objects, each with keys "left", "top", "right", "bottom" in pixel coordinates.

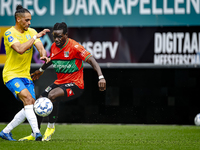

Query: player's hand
[
  {"left": 98, "top": 78, "right": 106, "bottom": 91},
  {"left": 31, "top": 70, "right": 43, "bottom": 80},
  {"left": 40, "top": 56, "right": 51, "bottom": 64},
  {"left": 36, "top": 29, "right": 50, "bottom": 38}
]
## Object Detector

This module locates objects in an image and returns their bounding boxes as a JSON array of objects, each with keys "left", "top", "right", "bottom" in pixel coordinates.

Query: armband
[
  {"left": 39, "top": 68, "right": 44, "bottom": 72},
  {"left": 99, "top": 75, "right": 104, "bottom": 80}
]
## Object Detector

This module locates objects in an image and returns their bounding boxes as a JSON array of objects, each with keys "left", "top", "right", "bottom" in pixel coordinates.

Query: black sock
[
  {"left": 37, "top": 114, "right": 43, "bottom": 129},
  {"left": 48, "top": 101, "right": 59, "bottom": 123}
]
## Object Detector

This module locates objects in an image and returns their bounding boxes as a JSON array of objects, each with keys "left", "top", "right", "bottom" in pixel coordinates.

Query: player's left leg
[
  {"left": 42, "top": 101, "right": 58, "bottom": 141},
  {"left": 42, "top": 83, "right": 83, "bottom": 141},
  {"left": 42, "top": 87, "right": 64, "bottom": 141}
]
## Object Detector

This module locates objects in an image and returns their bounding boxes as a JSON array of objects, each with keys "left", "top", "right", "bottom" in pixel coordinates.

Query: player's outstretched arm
[
  {"left": 36, "top": 29, "right": 50, "bottom": 38},
  {"left": 34, "top": 42, "right": 50, "bottom": 64},
  {"left": 86, "top": 56, "right": 106, "bottom": 91},
  {"left": 11, "top": 29, "right": 50, "bottom": 55},
  {"left": 31, "top": 59, "right": 52, "bottom": 80},
  {"left": 35, "top": 29, "right": 51, "bottom": 63}
]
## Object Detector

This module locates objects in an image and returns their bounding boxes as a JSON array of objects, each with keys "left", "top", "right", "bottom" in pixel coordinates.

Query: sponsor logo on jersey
[
  {"left": 24, "top": 46, "right": 32, "bottom": 54},
  {"left": 53, "top": 64, "right": 72, "bottom": 70},
  {"left": 80, "top": 50, "right": 87, "bottom": 57},
  {"left": 52, "top": 60, "right": 79, "bottom": 74},
  {"left": 16, "top": 35, "right": 22, "bottom": 38},
  {"left": 16, "top": 35, "right": 23, "bottom": 41},
  {"left": 65, "top": 83, "right": 74, "bottom": 87},
  {"left": 8, "top": 36, "right": 14, "bottom": 42},
  {"left": 5, "top": 31, "right": 11, "bottom": 36}
]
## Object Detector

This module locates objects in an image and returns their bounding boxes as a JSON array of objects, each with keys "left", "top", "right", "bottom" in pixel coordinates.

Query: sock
[
  {"left": 24, "top": 105, "right": 40, "bottom": 134},
  {"left": 30, "top": 102, "right": 57, "bottom": 134},
  {"left": 3, "top": 108, "right": 26, "bottom": 133},
  {"left": 31, "top": 114, "right": 44, "bottom": 135},
  {"left": 48, "top": 101, "right": 59, "bottom": 123},
  {"left": 47, "top": 122, "right": 55, "bottom": 128},
  {"left": 46, "top": 102, "right": 58, "bottom": 129}
]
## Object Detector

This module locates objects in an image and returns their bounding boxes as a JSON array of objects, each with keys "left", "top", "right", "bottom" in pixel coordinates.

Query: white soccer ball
[
  {"left": 34, "top": 97, "right": 53, "bottom": 117},
  {"left": 194, "top": 113, "right": 200, "bottom": 126}
]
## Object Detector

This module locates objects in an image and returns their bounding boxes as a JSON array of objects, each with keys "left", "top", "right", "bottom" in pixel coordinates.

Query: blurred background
[{"left": 0, "top": 0, "right": 200, "bottom": 125}]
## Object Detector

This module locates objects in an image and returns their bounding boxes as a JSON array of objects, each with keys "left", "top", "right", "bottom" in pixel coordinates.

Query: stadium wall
[{"left": 0, "top": 66, "right": 200, "bottom": 125}]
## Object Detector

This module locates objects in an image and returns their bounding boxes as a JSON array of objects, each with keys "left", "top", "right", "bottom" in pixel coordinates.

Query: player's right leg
[
  {"left": 18, "top": 88, "right": 42, "bottom": 141},
  {"left": 10, "top": 78, "right": 42, "bottom": 141},
  {"left": 41, "top": 84, "right": 60, "bottom": 141},
  {"left": 42, "top": 83, "right": 83, "bottom": 141},
  {"left": 18, "top": 113, "right": 44, "bottom": 141},
  {"left": 19, "top": 83, "right": 59, "bottom": 141},
  {"left": 18, "top": 106, "right": 57, "bottom": 142}
]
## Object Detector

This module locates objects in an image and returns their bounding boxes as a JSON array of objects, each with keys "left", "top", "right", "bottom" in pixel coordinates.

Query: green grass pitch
[{"left": 0, "top": 124, "right": 200, "bottom": 150}]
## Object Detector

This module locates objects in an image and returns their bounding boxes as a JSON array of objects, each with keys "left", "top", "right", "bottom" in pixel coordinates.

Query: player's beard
[{"left": 24, "top": 25, "right": 29, "bottom": 31}]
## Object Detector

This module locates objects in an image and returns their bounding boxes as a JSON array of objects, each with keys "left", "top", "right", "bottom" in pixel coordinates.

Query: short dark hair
[
  {"left": 53, "top": 22, "right": 68, "bottom": 34},
  {"left": 15, "top": 5, "right": 30, "bottom": 21}
]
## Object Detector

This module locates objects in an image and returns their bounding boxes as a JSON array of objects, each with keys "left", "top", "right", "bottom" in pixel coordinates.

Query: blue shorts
[{"left": 5, "top": 78, "right": 36, "bottom": 101}]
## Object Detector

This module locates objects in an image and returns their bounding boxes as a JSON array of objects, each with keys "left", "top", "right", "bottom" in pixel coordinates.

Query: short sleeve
[
  {"left": 74, "top": 43, "right": 92, "bottom": 61},
  {"left": 4, "top": 30, "right": 19, "bottom": 47}
]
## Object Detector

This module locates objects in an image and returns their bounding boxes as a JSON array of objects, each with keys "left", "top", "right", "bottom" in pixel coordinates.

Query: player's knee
[
  {"left": 18, "top": 89, "right": 35, "bottom": 105},
  {"left": 20, "top": 94, "right": 34, "bottom": 105},
  {"left": 25, "top": 97, "right": 34, "bottom": 105}
]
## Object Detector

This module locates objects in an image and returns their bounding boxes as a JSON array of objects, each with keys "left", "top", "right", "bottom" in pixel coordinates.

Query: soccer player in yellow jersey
[{"left": 0, "top": 5, "right": 50, "bottom": 141}]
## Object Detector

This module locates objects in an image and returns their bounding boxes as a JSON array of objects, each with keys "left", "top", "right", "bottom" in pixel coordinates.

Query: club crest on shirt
[
  {"left": 26, "top": 35, "right": 31, "bottom": 40},
  {"left": 64, "top": 51, "right": 69, "bottom": 57}
]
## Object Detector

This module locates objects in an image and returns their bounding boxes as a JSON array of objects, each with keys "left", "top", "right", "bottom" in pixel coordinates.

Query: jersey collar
[{"left": 60, "top": 38, "right": 69, "bottom": 50}]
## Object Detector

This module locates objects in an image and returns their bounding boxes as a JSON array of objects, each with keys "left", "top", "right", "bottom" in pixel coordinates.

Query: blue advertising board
[{"left": 0, "top": 0, "right": 200, "bottom": 27}]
